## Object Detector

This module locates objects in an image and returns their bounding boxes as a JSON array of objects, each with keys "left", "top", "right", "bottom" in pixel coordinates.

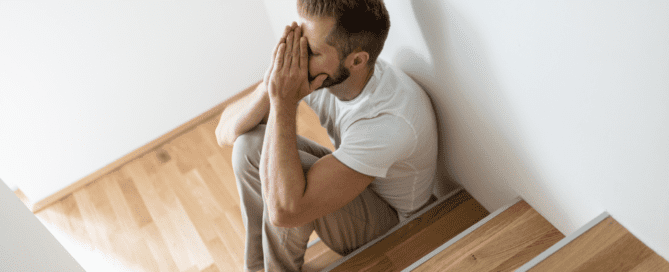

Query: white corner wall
[
  {"left": 264, "top": 0, "right": 669, "bottom": 261},
  {"left": 0, "top": 179, "right": 84, "bottom": 271},
  {"left": 386, "top": 0, "right": 669, "bottom": 261},
  {"left": 0, "top": 1, "right": 276, "bottom": 203}
]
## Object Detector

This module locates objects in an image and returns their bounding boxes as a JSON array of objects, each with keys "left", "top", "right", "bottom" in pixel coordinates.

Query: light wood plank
[
  {"left": 223, "top": 206, "right": 246, "bottom": 244},
  {"left": 158, "top": 161, "right": 216, "bottom": 271},
  {"left": 205, "top": 237, "right": 238, "bottom": 272},
  {"left": 201, "top": 263, "right": 221, "bottom": 272},
  {"left": 112, "top": 170, "right": 154, "bottom": 229},
  {"left": 72, "top": 181, "right": 114, "bottom": 254},
  {"left": 414, "top": 200, "right": 564, "bottom": 272},
  {"left": 206, "top": 152, "right": 242, "bottom": 208},
  {"left": 125, "top": 161, "right": 197, "bottom": 271},
  {"left": 103, "top": 171, "right": 141, "bottom": 232},
  {"left": 212, "top": 215, "right": 245, "bottom": 268},
  {"left": 143, "top": 222, "right": 180, "bottom": 272},
  {"left": 100, "top": 174, "right": 160, "bottom": 271},
  {"left": 630, "top": 254, "right": 669, "bottom": 272},
  {"left": 530, "top": 216, "right": 669, "bottom": 271}
]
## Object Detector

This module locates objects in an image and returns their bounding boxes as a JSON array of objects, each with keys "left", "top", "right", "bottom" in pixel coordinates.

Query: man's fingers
[
  {"left": 300, "top": 37, "right": 308, "bottom": 73},
  {"left": 291, "top": 27, "right": 301, "bottom": 70},
  {"left": 280, "top": 23, "right": 296, "bottom": 44},
  {"left": 310, "top": 74, "right": 328, "bottom": 91},
  {"left": 269, "top": 23, "right": 296, "bottom": 81},
  {"left": 284, "top": 30, "right": 294, "bottom": 70},
  {"left": 274, "top": 43, "right": 286, "bottom": 72}
]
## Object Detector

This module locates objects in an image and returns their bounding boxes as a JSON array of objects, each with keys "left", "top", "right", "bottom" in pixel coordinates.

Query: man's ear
[{"left": 348, "top": 51, "right": 370, "bottom": 70}]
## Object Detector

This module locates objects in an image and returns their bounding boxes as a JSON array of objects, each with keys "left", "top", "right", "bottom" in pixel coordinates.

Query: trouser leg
[
  {"left": 314, "top": 188, "right": 399, "bottom": 257},
  {"left": 231, "top": 125, "right": 332, "bottom": 271},
  {"left": 231, "top": 125, "right": 267, "bottom": 271}
]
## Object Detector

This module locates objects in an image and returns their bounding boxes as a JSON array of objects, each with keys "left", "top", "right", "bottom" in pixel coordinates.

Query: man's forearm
[
  {"left": 260, "top": 104, "right": 306, "bottom": 224},
  {"left": 216, "top": 83, "right": 270, "bottom": 146}
]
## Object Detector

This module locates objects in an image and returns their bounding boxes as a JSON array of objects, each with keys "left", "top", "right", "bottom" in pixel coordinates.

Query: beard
[{"left": 309, "top": 59, "right": 351, "bottom": 90}]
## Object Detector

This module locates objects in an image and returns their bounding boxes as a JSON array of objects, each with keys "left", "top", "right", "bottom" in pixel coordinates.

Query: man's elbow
[
  {"left": 217, "top": 133, "right": 236, "bottom": 147},
  {"left": 215, "top": 125, "right": 238, "bottom": 147}
]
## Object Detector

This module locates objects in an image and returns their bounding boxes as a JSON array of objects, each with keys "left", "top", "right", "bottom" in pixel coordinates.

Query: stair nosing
[
  {"left": 307, "top": 237, "right": 321, "bottom": 249},
  {"left": 320, "top": 187, "right": 465, "bottom": 272},
  {"left": 514, "top": 211, "right": 610, "bottom": 272},
  {"left": 402, "top": 196, "right": 524, "bottom": 272}
]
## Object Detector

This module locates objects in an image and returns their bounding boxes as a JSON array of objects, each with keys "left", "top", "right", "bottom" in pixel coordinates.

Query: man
[{"left": 215, "top": 0, "right": 438, "bottom": 271}]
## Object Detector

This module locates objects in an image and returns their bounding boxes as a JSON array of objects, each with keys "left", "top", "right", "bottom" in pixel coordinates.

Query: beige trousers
[{"left": 230, "top": 125, "right": 399, "bottom": 271}]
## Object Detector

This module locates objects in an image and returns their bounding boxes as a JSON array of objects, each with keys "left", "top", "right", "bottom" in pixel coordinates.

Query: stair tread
[
  {"left": 414, "top": 199, "right": 564, "bottom": 271},
  {"left": 331, "top": 190, "right": 490, "bottom": 272},
  {"left": 530, "top": 216, "right": 669, "bottom": 271},
  {"left": 303, "top": 240, "right": 343, "bottom": 272}
]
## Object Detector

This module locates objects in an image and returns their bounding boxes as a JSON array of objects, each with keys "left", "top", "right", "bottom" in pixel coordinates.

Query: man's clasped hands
[{"left": 264, "top": 22, "right": 328, "bottom": 109}]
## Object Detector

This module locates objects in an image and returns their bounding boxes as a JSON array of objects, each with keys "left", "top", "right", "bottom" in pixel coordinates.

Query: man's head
[{"left": 297, "top": 0, "right": 390, "bottom": 89}]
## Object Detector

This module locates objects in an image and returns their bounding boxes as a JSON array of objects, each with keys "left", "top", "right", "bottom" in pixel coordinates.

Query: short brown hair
[{"left": 298, "top": 0, "right": 390, "bottom": 67}]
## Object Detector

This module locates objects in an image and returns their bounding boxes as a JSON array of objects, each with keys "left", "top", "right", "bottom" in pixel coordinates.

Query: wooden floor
[
  {"left": 413, "top": 199, "right": 565, "bottom": 271},
  {"left": 529, "top": 216, "right": 669, "bottom": 272},
  {"left": 30, "top": 101, "right": 337, "bottom": 272}
]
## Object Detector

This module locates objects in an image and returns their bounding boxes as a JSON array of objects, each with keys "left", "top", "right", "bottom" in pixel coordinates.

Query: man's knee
[{"left": 230, "top": 125, "right": 266, "bottom": 172}]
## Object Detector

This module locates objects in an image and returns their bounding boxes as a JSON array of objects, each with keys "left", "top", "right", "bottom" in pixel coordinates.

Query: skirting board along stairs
[{"left": 311, "top": 189, "right": 669, "bottom": 271}]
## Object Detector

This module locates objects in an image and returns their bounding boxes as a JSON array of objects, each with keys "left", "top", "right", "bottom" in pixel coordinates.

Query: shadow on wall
[{"left": 389, "top": 0, "right": 565, "bottom": 214}]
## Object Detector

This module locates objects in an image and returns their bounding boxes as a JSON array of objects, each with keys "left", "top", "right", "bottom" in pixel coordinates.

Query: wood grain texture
[
  {"left": 332, "top": 190, "right": 490, "bottom": 272},
  {"left": 32, "top": 96, "right": 339, "bottom": 271},
  {"left": 414, "top": 200, "right": 565, "bottom": 272},
  {"left": 530, "top": 216, "right": 669, "bottom": 272}
]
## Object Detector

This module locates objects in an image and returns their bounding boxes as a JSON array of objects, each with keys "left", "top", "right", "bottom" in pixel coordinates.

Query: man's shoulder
[{"left": 374, "top": 59, "right": 423, "bottom": 94}]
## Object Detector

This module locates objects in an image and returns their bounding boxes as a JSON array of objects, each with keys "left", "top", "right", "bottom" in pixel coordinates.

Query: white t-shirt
[{"left": 302, "top": 59, "right": 438, "bottom": 221}]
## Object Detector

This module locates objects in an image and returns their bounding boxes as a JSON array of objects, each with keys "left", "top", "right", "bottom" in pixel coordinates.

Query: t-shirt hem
[{"left": 333, "top": 151, "right": 388, "bottom": 178}]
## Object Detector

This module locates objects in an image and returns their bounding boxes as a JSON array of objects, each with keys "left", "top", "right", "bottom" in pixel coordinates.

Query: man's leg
[
  {"left": 230, "top": 125, "right": 267, "bottom": 271},
  {"left": 231, "top": 124, "right": 332, "bottom": 271}
]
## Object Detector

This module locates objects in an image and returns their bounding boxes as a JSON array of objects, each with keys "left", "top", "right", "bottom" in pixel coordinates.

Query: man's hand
[
  {"left": 264, "top": 23, "right": 295, "bottom": 91},
  {"left": 266, "top": 24, "right": 327, "bottom": 108}
]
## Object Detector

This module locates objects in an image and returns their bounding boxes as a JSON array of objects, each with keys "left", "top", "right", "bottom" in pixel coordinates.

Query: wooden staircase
[
  {"left": 22, "top": 80, "right": 669, "bottom": 272},
  {"left": 305, "top": 189, "right": 669, "bottom": 272}
]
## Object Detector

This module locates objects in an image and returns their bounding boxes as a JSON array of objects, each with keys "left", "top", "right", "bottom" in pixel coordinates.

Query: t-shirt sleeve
[
  {"left": 332, "top": 114, "right": 416, "bottom": 178},
  {"left": 300, "top": 94, "right": 311, "bottom": 107}
]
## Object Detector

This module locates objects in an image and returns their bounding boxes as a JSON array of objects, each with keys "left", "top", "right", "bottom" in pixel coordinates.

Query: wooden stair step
[
  {"left": 524, "top": 214, "right": 669, "bottom": 272},
  {"left": 326, "top": 190, "right": 490, "bottom": 271},
  {"left": 301, "top": 231, "right": 343, "bottom": 272},
  {"left": 303, "top": 239, "right": 343, "bottom": 272},
  {"left": 411, "top": 198, "right": 565, "bottom": 271}
]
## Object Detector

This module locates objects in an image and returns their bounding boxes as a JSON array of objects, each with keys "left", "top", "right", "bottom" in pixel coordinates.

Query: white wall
[
  {"left": 0, "top": 1, "right": 276, "bottom": 203},
  {"left": 0, "top": 178, "right": 84, "bottom": 271},
  {"left": 389, "top": 0, "right": 669, "bottom": 260},
  {"left": 264, "top": 0, "right": 669, "bottom": 261}
]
